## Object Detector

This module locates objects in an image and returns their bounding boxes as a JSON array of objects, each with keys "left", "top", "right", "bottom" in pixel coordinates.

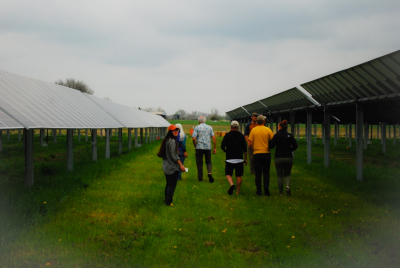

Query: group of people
[{"left": 157, "top": 114, "right": 297, "bottom": 206}]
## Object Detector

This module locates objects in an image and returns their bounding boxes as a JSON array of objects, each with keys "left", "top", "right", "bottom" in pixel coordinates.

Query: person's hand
[
  {"left": 213, "top": 148, "right": 216, "bottom": 154},
  {"left": 184, "top": 152, "right": 188, "bottom": 158},
  {"left": 180, "top": 165, "right": 186, "bottom": 172},
  {"left": 244, "top": 159, "right": 248, "bottom": 166}
]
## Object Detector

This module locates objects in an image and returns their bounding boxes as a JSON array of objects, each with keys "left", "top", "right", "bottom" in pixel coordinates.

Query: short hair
[
  {"left": 279, "top": 119, "right": 289, "bottom": 130},
  {"left": 198, "top": 116, "right": 206, "bottom": 123}
]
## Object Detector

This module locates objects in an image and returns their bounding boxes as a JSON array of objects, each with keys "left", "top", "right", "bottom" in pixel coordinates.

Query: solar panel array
[
  {"left": 226, "top": 50, "right": 400, "bottom": 125},
  {"left": 0, "top": 69, "right": 170, "bottom": 130}
]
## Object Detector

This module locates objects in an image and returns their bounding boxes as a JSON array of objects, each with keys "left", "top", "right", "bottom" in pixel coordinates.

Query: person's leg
[
  {"left": 225, "top": 162, "right": 235, "bottom": 195},
  {"left": 274, "top": 158, "right": 284, "bottom": 195},
  {"left": 164, "top": 171, "right": 179, "bottom": 205},
  {"left": 195, "top": 149, "right": 204, "bottom": 181},
  {"left": 253, "top": 154, "right": 262, "bottom": 195},
  {"left": 236, "top": 177, "right": 242, "bottom": 195},
  {"left": 205, "top": 150, "right": 214, "bottom": 183},
  {"left": 262, "top": 153, "right": 271, "bottom": 196},
  {"left": 283, "top": 158, "right": 293, "bottom": 196},
  {"left": 235, "top": 162, "right": 244, "bottom": 195},
  {"left": 248, "top": 146, "right": 255, "bottom": 174}
]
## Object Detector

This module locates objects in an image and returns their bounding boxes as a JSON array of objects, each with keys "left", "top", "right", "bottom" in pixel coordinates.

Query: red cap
[{"left": 168, "top": 125, "right": 178, "bottom": 131}]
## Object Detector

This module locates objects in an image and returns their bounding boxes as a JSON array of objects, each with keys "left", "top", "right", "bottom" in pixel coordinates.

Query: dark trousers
[
  {"left": 254, "top": 153, "right": 271, "bottom": 192},
  {"left": 164, "top": 171, "right": 179, "bottom": 205},
  {"left": 195, "top": 149, "right": 212, "bottom": 181}
]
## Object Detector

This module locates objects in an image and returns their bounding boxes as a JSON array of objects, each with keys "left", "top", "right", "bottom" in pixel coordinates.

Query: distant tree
[
  {"left": 103, "top": 97, "right": 112, "bottom": 101},
  {"left": 209, "top": 108, "right": 220, "bottom": 121},
  {"left": 175, "top": 109, "right": 187, "bottom": 120},
  {"left": 55, "top": 78, "right": 94, "bottom": 95}
]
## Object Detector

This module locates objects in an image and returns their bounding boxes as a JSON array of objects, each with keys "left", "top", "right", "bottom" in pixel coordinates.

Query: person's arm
[
  {"left": 182, "top": 135, "right": 188, "bottom": 157},
  {"left": 192, "top": 137, "right": 197, "bottom": 148},
  {"left": 243, "top": 152, "right": 248, "bottom": 166},
  {"left": 244, "top": 123, "right": 250, "bottom": 146},
  {"left": 221, "top": 135, "right": 227, "bottom": 152},
  {"left": 212, "top": 135, "right": 217, "bottom": 154},
  {"left": 269, "top": 135, "right": 276, "bottom": 149},
  {"left": 248, "top": 132, "right": 253, "bottom": 149},
  {"left": 291, "top": 134, "right": 298, "bottom": 152},
  {"left": 177, "top": 159, "right": 186, "bottom": 172}
]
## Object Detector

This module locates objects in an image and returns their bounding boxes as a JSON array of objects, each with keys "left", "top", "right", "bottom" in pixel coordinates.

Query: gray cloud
[{"left": 0, "top": 0, "right": 399, "bottom": 115}]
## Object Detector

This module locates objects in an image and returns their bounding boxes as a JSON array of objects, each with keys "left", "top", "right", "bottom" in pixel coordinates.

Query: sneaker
[
  {"left": 208, "top": 174, "right": 214, "bottom": 183},
  {"left": 256, "top": 189, "right": 262, "bottom": 196},
  {"left": 264, "top": 188, "right": 270, "bottom": 196},
  {"left": 228, "top": 185, "right": 235, "bottom": 195},
  {"left": 286, "top": 187, "right": 291, "bottom": 196}
]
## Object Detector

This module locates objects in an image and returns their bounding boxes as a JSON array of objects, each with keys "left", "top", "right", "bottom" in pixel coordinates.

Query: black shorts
[{"left": 225, "top": 162, "right": 244, "bottom": 177}]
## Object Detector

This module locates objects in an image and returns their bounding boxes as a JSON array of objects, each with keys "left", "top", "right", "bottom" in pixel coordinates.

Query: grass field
[{"left": 0, "top": 125, "right": 399, "bottom": 267}]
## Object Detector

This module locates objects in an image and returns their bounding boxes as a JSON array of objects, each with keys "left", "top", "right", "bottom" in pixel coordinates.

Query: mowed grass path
[{"left": 1, "top": 127, "right": 399, "bottom": 267}]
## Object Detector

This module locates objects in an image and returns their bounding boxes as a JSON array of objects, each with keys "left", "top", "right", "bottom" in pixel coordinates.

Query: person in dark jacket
[
  {"left": 157, "top": 125, "right": 186, "bottom": 206},
  {"left": 221, "top": 120, "right": 248, "bottom": 195},
  {"left": 269, "top": 119, "right": 298, "bottom": 196}
]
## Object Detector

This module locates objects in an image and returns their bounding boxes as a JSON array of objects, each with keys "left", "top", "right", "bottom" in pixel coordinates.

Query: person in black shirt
[
  {"left": 269, "top": 120, "right": 298, "bottom": 196},
  {"left": 221, "top": 120, "right": 248, "bottom": 195}
]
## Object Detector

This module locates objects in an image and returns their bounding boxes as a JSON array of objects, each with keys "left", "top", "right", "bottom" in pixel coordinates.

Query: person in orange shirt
[{"left": 248, "top": 115, "right": 274, "bottom": 196}]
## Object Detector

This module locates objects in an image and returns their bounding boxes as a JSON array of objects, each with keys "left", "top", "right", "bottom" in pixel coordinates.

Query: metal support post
[
  {"left": 128, "top": 128, "right": 132, "bottom": 149},
  {"left": 356, "top": 105, "right": 363, "bottom": 181},
  {"left": 105, "top": 129, "right": 110, "bottom": 159},
  {"left": 134, "top": 128, "right": 139, "bottom": 147},
  {"left": 364, "top": 123, "right": 369, "bottom": 149},
  {"left": 382, "top": 122, "right": 386, "bottom": 154},
  {"left": 290, "top": 112, "right": 295, "bottom": 136},
  {"left": 307, "top": 110, "right": 312, "bottom": 164},
  {"left": 349, "top": 123, "right": 352, "bottom": 148},
  {"left": 67, "top": 129, "right": 73, "bottom": 172},
  {"left": 334, "top": 121, "right": 338, "bottom": 146},
  {"left": 324, "top": 107, "right": 331, "bottom": 167},
  {"left": 24, "top": 129, "right": 34, "bottom": 187},
  {"left": 118, "top": 128, "right": 123, "bottom": 155},
  {"left": 92, "top": 129, "right": 97, "bottom": 161}
]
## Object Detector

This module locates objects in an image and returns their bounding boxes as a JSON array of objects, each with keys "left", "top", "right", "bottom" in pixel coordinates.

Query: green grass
[{"left": 0, "top": 129, "right": 399, "bottom": 267}]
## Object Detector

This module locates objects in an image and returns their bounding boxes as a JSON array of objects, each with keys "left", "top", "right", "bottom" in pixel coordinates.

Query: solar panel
[
  {"left": 85, "top": 94, "right": 159, "bottom": 128},
  {"left": 301, "top": 50, "right": 400, "bottom": 104},
  {"left": 145, "top": 111, "right": 170, "bottom": 127},
  {"left": 231, "top": 107, "right": 249, "bottom": 118},
  {"left": 0, "top": 109, "right": 23, "bottom": 130},
  {"left": 242, "top": 101, "right": 268, "bottom": 115},
  {"left": 0, "top": 69, "right": 124, "bottom": 129},
  {"left": 260, "top": 88, "right": 316, "bottom": 112}
]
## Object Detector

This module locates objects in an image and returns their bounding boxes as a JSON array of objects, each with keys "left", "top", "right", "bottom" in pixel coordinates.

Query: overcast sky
[{"left": 0, "top": 0, "right": 399, "bottom": 116}]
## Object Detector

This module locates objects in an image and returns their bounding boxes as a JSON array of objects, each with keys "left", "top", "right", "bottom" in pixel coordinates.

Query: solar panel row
[
  {"left": 226, "top": 50, "right": 400, "bottom": 124},
  {"left": 0, "top": 69, "right": 170, "bottom": 130}
]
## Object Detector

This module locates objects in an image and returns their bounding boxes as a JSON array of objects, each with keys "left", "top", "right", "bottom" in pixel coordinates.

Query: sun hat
[
  {"left": 231, "top": 120, "right": 239, "bottom": 127},
  {"left": 168, "top": 125, "right": 178, "bottom": 131}
]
